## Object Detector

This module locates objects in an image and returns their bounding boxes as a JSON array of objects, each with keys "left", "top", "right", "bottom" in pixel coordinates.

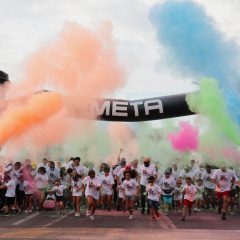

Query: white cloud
[{"left": 0, "top": 0, "right": 238, "bottom": 103}]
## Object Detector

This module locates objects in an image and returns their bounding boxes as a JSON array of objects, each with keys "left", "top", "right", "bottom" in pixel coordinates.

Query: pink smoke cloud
[{"left": 168, "top": 121, "right": 199, "bottom": 152}]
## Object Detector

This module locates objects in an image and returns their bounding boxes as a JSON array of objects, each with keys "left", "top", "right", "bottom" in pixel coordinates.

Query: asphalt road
[{"left": 0, "top": 209, "right": 239, "bottom": 239}]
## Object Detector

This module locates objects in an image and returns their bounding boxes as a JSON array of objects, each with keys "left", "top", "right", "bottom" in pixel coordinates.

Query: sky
[{"left": 1, "top": 0, "right": 240, "bottom": 101}]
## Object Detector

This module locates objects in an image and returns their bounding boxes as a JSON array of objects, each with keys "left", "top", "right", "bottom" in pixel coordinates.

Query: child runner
[
  {"left": 146, "top": 176, "right": 161, "bottom": 220},
  {"left": 66, "top": 168, "right": 74, "bottom": 209},
  {"left": 101, "top": 167, "right": 114, "bottom": 211},
  {"left": 71, "top": 174, "right": 83, "bottom": 217},
  {"left": 83, "top": 170, "right": 102, "bottom": 220},
  {"left": 17, "top": 175, "right": 25, "bottom": 212},
  {"left": 23, "top": 176, "right": 34, "bottom": 213},
  {"left": 122, "top": 170, "right": 139, "bottom": 219},
  {"left": 173, "top": 179, "right": 183, "bottom": 213},
  {"left": 201, "top": 165, "right": 216, "bottom": 209},
  {"left": 0, "top": 175, "right": 17, "bottom": 215},
  {"left": 160, "top": 170, "right": 176, "bottom": 215},
  {"left": 35, "top": 167, "right": 49, "bottom": 211},
  {"left": 182, "top": 177, "right": 196, "bottom": 221},
  {"left": 194, "top": 179, "right": 204, "bottom": 212},
  {"left": 51, "top": 179, "right": 68, "bottom": 215}
]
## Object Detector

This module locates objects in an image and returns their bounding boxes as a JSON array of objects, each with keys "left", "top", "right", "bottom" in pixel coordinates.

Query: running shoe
[
  {"left": 129, "top": 215, "right": 133, "bottom": 219},
  {"left": 86, "top": 210, "right": 90, "bottom": 217}
]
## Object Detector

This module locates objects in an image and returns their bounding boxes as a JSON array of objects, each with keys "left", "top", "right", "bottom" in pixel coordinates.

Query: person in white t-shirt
[
  {"left": 35, "top": 167, "right": 49, "bottom": 210},
  {"left": 71, "top": 174, "right": 84, "bottom": 217},
  {"left": 50, "top": 179, "right": 68, "bottom": 215},
  {"left": 122, "top": 171, "right": 139, "bottom": 219},
  {"left": 173, "top": 179, "right": 183, "bottom": 213},
  {"left": 0, "top": 175, "right": 16, "bottom": 214},
  {"left": 73, "top": 157, "right": 85, "bottom": 177},
  {"left": 179, "top": 166, "right": 196, "bottom": 184},
  {"left": 101, "top": 167, "right": 114, "bottom": 211},
  {"left": 171, "top": 163, "right": 181, "bottom": 181},
  {"left": 146, "top": 176, "right": 161, "bottom": 221},
  {"left": 37, "top": 158, "right": 48, "bottom": 171},
  {"left": 159, "top": 170, "right": 176, "bottom": 215},
  {"left": 83, "top": 170, "right": 102, "bottom": 220},
  {"left": 131, "top": 159, "right": 140, "bottom": 176},
  {"left": 212, "top": 164, "right": 235, "bottom": 220},
  {"left": 139, "top": 157, "right": 157, "bottom": 215},
  {"left": 23, "top": 176, "right": 34, "bottom": 213},
  {"left": 229, "top": 167, "right": 239, "bottom": 215},
  {"left": 201, "top": 165, "right": 216, "bottom": 209},
  {"left": 116, "top": 159, "right": 127, "bottom": 184},
  {"left": 47, "top": 161, "right": 60, "bottom": 187},
  {"left": 182, "top": 177, "right": 196, "bottom": 221},
  {"left": 194, "top": 179, "right": 204, "bottom": 212}
]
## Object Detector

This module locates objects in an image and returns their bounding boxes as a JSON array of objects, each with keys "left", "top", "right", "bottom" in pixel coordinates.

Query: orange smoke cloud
[
  {"left": 0, "top": 92, "right": 62, "bottom": 145},
  {"left": 2, "top": 22, "right": 125, "bottom": 150}
]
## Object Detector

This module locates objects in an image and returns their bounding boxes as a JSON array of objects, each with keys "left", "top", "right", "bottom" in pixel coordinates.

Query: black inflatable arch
[
  {"left": 93, "top": 94, "right": 195, "bottom": 121},
  {"left": 0, "top": 70, "right": 195, "bottom": 121}
]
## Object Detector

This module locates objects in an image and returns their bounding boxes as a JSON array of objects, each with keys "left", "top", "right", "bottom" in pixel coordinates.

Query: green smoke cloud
[{"left": 186, "top": 78, "right": 240, "bottom": 145}]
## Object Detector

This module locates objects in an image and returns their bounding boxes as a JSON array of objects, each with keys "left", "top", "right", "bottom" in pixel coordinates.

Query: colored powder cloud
[
  {"left": 0, "top": 92, "right": 62, "bottom": 145},
  {"left": 168, "top": 121, "right": 199, "bottom": 152},
  {"left": 2, "top": 22, "right": 125, "bottom": 149},
  {"left": 186, "top": 78, "right": 240, "bottom": 145},
  {"left": 149, "top": 1, "right": 240, "bottom": 124},
  {"left": 149, "top": 1, "right": 240, "bottom": 86}
]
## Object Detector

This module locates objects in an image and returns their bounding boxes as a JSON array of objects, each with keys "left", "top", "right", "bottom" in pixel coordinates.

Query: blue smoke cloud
[
  {"left": 223, "top": 88, "right": 240, "bottom": 125},
  {"left": 149, "top": 1, "right": 240, "bottom": 124}
]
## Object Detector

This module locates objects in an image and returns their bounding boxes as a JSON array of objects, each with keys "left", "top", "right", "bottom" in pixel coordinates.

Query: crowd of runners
[{"left": 0, "top": 150, "right": 239, "bottom": 221}]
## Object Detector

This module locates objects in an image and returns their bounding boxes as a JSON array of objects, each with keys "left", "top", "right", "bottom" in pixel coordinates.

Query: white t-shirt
[
  {"left": 71, "top": 179, "right": 83, "bottom": 196},
  {"left": 231, "top": 170, "right": 239, "bottom": 188},
  {"left": 113, "top": 165, "right": 121, "bottom": 177},
  {"left": 179, "top": 170, "right": 196, "bottom": 183},
  {"left": 159, "top": 176, "right": 176, "bottom": 195},
  {"left": 23, "top": 180, "right": 34, "bottom": 195},
  {"left": 201, "top": 170, "right": 215, "bottom": 189},
  {"left": 117, "top": 168, "right": 125, "bottom": 182},
  {"left": 52, "top": 185, "right": 67, "bottom": 196},
  {"left": 101, "top": 175, "right": 114, "bottom": 195},
  {"left": 12, "top": 169, "right": 21, "bottom": 182},
  {"left": 196, "top": 185, "right": 204, "bottom": 200},
  {"left": 139, "top": 164, "right": 157, "bottom": 186},
  {"left": 46, "top": 194, "right": 56, "bottom": 201},
  {"left": 171, "top": 169, "right": 181, "bottom": 181},
  {"left": 37, "top": 163, "right": 48, "bottom": 171},
  {"left": 146, "top": 183, "right": 161, "bottom": 201},
  {"left": 73, "top": 165, "right": 85, "bottom": 176},
  {"left": 122, "top": 179, "right": 138, "bottom": 196},
  {"left": 47, "top": 168, "right": 60, "bottom": 182},
  {"left": 131, "top": 166, "right": 140, "bottom": 174},
  {"left": 5, "top": 179, "right": 16, "bottom": 197},
  {"left": 212, "top": 169, "right": 235, "bottom": 192},
  {"left": 173, "top": 186, "right": 183, "bottom": 201},
  {"left": 35, "top": 173, "right": 49, "bottom": 189},
  {"left": 190, "top": 166, "right": 202, "bottom": 179},
  {"left": 183, "top": 184, "right": 196, "bottom": 202},
  {"left": 83, "top": 176, "right": 102, "bottom": 200},
  {"left": 64, "top": 160, "right": 74, "bottom": 170}
]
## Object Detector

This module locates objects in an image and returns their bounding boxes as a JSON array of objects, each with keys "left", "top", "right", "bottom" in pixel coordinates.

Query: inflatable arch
[{"left": 0, "top": 70, "right": 195, "bottom": 121}]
